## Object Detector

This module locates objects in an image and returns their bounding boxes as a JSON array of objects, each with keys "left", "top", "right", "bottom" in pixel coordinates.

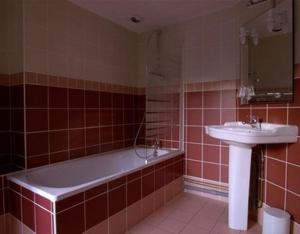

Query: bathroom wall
[
  {"left": 20, "top": 0, "right": 144, "bottom": 168},
  {"left": 23, "top": 0, "right": 138, "bottom": 86},
  {"left": 180, "top": 0, "right": 300, "bottom": 226},
  {"left": 0, "top": 0, "right": 25, "bottom": 174},
  {"left": 179, "top": 7, "right": 239, "bottom": 190}
]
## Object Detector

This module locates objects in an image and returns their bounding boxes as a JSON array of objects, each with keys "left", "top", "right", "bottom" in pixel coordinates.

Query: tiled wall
[
  {"left": 6, "top": 180, "right": 54, "bottom": 234},
  {"left": 0, "top": 176, "right": 8, "bottom": 233},
  {"left": 24, "top": 72, "right": 145, "bottom": 169},
  {"left": 0, "top": 75, "right": 11, "bottom": 171},
  {"left": 184, "top": 80, "right": 237, "bottom": 185},
  {"left": 23, "top": 0, "right": 137, "bottom": 86},
  {"left": 236, "top": 65, "right": 300, "bottom": 225},
  {"left": 184, "top": 65, "right": 300, "bottom": 225},
  {"left": 6, "top": 154, "right": 184, "bottom": 234},
  {"left": 0, "top": 74, "right": 25, "bottom": 174}
]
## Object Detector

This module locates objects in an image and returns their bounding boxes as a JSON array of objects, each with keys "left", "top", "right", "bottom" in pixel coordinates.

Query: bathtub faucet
[{"left": 153, "top": 138, "right": 160, "bottom": 157}]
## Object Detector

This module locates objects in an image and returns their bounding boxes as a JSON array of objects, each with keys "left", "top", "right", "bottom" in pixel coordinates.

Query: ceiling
[{"left": 69, "top": 0, "right": 239, "bottom": 33}]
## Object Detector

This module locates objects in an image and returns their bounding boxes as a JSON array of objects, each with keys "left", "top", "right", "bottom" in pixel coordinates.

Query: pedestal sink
[{"left": 205, "top": 122, "right": 298, "bottom": 230}]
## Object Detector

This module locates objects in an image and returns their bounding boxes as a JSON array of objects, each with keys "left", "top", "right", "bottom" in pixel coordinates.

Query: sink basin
[
  {"left": 205, "top": 122, "right": 298, "bottom": 231},
  {"left": 205, "top": 121, "right": 298, "bottom": 146}
]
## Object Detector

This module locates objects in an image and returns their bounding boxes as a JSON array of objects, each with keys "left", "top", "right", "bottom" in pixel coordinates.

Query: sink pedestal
[{"left": 228, "top": 144, "right": 252, "bottom": 230}]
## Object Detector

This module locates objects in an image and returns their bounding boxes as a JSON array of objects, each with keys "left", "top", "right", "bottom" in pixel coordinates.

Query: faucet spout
[
  {"left": 153, "top": 138, "right": 160, "bottom": 156},
  {"left": 242, "top": 115, "right": 263, "bottom": 130}
]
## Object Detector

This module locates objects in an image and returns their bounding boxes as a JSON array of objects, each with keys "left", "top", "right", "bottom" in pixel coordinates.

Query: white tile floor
[{"left": 128, "top": 192, "right": 262, "bottom": 234}]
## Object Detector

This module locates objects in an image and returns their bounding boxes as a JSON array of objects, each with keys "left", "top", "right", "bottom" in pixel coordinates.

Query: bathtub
[
  {"left": 8, "top": 147, "right": 182, "bottom": 202},
  {"left": 7, "top": 147, "right": 184, "bottom": 234}
]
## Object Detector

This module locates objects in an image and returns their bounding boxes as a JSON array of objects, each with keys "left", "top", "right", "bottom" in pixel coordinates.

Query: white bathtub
[{"left": 8, "top": 147, "right": 182, "bottom": 202}]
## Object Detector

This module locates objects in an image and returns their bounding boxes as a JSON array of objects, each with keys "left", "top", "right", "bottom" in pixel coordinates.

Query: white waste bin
[{"left": 263, "top": 207, "right": 290, "bottom": 234}]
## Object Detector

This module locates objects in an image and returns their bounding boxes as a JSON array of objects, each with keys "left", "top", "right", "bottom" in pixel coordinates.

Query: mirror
[{"left": 240, "top": 0, "right": 293, "bottom": 104}]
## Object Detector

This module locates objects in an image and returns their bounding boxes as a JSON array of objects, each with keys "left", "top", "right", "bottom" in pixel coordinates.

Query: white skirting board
[{"left": 184, "top": 175, "right": 228, "bottom": 202}]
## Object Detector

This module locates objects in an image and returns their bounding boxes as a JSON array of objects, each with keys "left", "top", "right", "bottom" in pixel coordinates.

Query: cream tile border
[
  {"left": 37, "top": 72, "right": 145, "bottom": 95},
  {"left": 184, "top": 79, "right": 238, "bottom": 92},
  {"left": 4, "top": 72, "right": 145, "bottom": 95}
]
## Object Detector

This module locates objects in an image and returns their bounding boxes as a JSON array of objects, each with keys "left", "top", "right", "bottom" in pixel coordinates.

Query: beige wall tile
[
  {"left": 85, "top": 219, "right": 108, "bottom": 234},
  {"left": 142, "top": 193, "right": 155, "bottom": 218},
  {"left": 109, "top": 210, "right": 126, "bottom": 234},
  {"left": 127, "top": 201, "right": 142, "bottom": 230}
]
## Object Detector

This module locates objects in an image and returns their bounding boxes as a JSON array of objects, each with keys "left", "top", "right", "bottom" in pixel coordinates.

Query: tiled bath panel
[{"left": 6, "top": 154, "right": 184, "bottom": 234}]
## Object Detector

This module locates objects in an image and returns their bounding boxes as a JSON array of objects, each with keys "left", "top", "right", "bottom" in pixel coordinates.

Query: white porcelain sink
[
  {"left": 205, "top": 122, "right": 298, "bottom": 231},
  {"left": 205, "top": 121, "right": 298, "bottom": 146}
]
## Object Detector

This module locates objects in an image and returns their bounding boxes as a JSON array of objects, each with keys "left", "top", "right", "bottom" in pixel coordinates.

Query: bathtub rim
[{"left": 8, "top": 148, "right": 184, "bottom": 202}]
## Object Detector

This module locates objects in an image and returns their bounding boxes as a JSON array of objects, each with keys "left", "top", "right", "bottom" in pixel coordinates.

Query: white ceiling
[{"left": 69, "top": 0, "right": 239, "bottom": 33}]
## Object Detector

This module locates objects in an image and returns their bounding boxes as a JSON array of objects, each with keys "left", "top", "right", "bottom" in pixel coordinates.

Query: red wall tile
[
  {"left": 35, "top": 205, "right": 52, "bottom": 234},
  {"left": 57, "top": 204, "right": 85, "bottom": 234},
  {"left": 56, "top": 193, "right": 84, "bottom": 212},
  {"left": 69, "top": 89, "right": 84, "bottom": 108},
  {"left": 265, "top": 182, "right": 285, "bottom": 209},
  {"left": 142, "top": 173, "right": 154, "bottom": 198},
  {"left": 26, "top": 109, "right": 48, "bottom": 132},
  {"left": 203, "top": 163, "right": 219, "bottom": 181},
  {"left": 49, "top": 130, "right": 68, "bottom": 152},
  {"left": 109, "top": 185, "right": 126, "bottom": 216},
  {"left": 268, "top": 108, "right": 287, "bottom": 124},
  {"left": 35, "top": 194, "right": 52, "bottom": 211},
  {"left": 85, "top": 109, "right": 99, "bottom": 127},
  {"left": 69, "top": 109, "right": 84, "bottom": 128},
  {"left": 221, "top": 90, "right": 236, "bottom": 108},
  {"left": 203, "top": 145, "right": 220, "bottom": 163},
  {"left": 85, "top": 90, "right": 99, "bottom": 108},
  {"left": 100, "top": 92, "right": 112, "bottom": 108},
  {"left": 203, "top": 109, "right": 220, "bottom": 125},
  {"left": 26, "top": 85, "right": 48, "bottom": 108},
  {"left": 288, "top": 139, "right": 300, "bottom": 165},
  {"left": 49, "top": 87, "right": 68, "bottom": 108},
  {"left": 86, "top": 193, "right": 108, "bottom": 229},
  {"left": 186, "top": 126, "right": 202, "bottom": 143},
  {"left": 155, "top": 168, "right": 165, "bottom": 190},
  {"left": 287, "top": 164, "right": 300, "bottom": 195},
  {"left": 267, "top": 144, "right": 286, "bottom": 161},
  {"left": 186, "top": 160, "right": 201, "bottom": 178},
  {"left": 186, "top": 109, "right": 202, "bottom": 125},
  {"left": 86, "top": 127, "right": 99, "bottom": 146},
  {"left": 286, "top": 192, "right": 300, "bottom": 223},
  {"left": 288, "top": 108, "right": 300, "bottom": 131},
  {"left": 69, "top": 129, "right": 85, "bottom": 149},
  {"left": 186, "top": 143, "right": 202, "bottom": 160},
  {"left": 49, "top": 109, "right": 68, "bottom": 130},
  {"left": 203, "top": 91, "right": 220, "bottom": 108},
  {"left": 127, "top": 178, "right": 142, "bottom": 206},
  {"left": 109, "top": 177, "right": 126, "bottom": 190},
  {"left": 266, "top": 158, "right": 286, "bottom": 187},
  {"left": 85, "top": 183, "right": 107, "bottom": 199},
  {"left": 22, "top": 197, "right": 35, "bottom": 231},
  {"left": 186, "top": 92, "right": 202, "bottom": 108},
  {"left": 27, "top": 132, "right": 49, "bottom": 156}
]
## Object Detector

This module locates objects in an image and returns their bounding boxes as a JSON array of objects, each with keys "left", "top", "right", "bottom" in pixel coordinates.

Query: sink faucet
[{"left": 243, "top": 115, "right": 263, "bottom": 129}]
